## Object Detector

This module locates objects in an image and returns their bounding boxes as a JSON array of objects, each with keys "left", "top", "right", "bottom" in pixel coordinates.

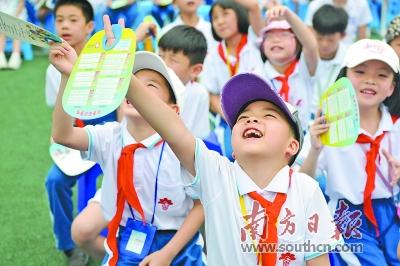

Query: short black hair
[
  {"left": 336, "top": 67, "right": 400, "bottom": 116},
  {"left": 54, "top": 0, "right": 94, "bottom": 23},
  {"left": 312, "top": 5, "right": 348, "bottom": 35},
  {"left": 158, "top": 25, "right": 208, "bottom": 65},
  {"left": 209, "top": 0, "right": 249, "bottom": 42}
]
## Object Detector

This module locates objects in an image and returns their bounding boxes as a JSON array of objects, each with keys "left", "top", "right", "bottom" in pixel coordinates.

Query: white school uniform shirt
[
  {"left": 180, "top": 81, "right": 210, "bottom": 139},
  {"left": 83, "top": 119, "right": 195, "bottom": 229},
  {"left": 160, "top": 15, "right": 218, "bottom": 52},
  {"left": 45, "top": 64, "right": 61, "bottom": 107},
  {"left": 312, "top": 43, "right": 346, "bottom": 111},
  {"left": 182, "top": 139, "right": 340, "bottom": 266},
  {"left": 262, "top": 53, "right": 315, "bottom": 132},
  {"left": 304, "top": 0, "right": 372, "bottom": 46},
  {"left": 313, "top": 105, "right": 400, "bottom": 205},
  {"left": 200, "top": 28, "right": 264, "bottom": 95}
]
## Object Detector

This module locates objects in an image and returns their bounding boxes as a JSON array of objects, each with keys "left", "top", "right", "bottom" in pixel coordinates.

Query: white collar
[
  {"left": 121, "top": 118, "right": 162, "bottom": 148},
  {"left": 236, "top": 163, "right": 290, "bottom": 195},
  {"left": 359, "top": 105, "right": 394, "bottom": 138}
]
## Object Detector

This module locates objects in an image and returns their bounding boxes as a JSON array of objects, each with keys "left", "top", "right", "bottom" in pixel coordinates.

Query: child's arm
[
  {"left": 102, "top": 15, "right": 197, "bottom": 174},
  {"left": 299, "top": 111, "right": 328, "bottom": 177},
  {"left": 306, "top": 253, "right": 330, "bottom": 266},
  {"left": 127, "top": 74, "right": 196, "bottom": 175},
  {"left": 15, "top": 0, "right": 25, "bottom": 17},
  {"left": 357, "top": 25, "right": 368, "bottom": 40},
  {"left": 139, "top": 200, "right": 204, "bottom": 266},
  {"left": 234, "top": 0, "right": 264, "bottom": 36},
  {"left": 209, "top": 93, "right": 224, "bottom": 117},
  {"left": 267, "top": 6, "right": 319, "bottom": 75},
  {"left": 50, "top": 42, "right": 90, "bottom": 151}
]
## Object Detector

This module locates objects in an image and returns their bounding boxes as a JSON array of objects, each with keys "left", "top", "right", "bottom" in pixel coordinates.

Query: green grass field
[{"left": 0, "top": 54, "right": 98, "bottom": 265}]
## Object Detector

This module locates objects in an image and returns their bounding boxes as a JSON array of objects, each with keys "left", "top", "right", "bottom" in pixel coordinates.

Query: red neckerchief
[
  {"left": 356, "top": 115, "right": 399, "bottom": 236},
  {"left": 275, "top": 60, "right": 298, "bottom": 102},
  {"left": 247, "top": 169, "right": 293, "bottom": 265},
  {"left": 218, "top": 34, "right": 248, "bottom": 76},
  {"left": 107, "top": 139, "right": 163, "bottom": 265}
]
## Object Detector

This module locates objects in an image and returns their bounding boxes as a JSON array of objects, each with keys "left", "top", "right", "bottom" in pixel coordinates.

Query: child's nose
[{"left": 246, "top": 117, "right": 259, "bottom": 124}]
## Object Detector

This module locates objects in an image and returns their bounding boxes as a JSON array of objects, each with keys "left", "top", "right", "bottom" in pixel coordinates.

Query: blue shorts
[
  {"left": 330, "top": 198, "right": 400, "bottom": 266},
  {"left": 102, "top": 229, "right": 205, "bottom": 266}
]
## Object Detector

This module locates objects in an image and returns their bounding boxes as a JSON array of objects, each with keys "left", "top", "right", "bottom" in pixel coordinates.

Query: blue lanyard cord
[{"left": 128, "top": 141, "right": 166, "bottom": 224}]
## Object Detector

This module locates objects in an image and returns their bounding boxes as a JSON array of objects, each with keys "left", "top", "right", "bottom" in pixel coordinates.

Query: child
[
  {"left": 49, "top": 22, "right": 205, "bottom": 265},
  {"left": 158, "top": 25, "right": 210, "bottom": 139},
  {"left": 0, "top": 0, "right": 26, "bottom": 69},
  {"left": 301, "top": 39, "right": 400, "bottom": 265},
  {"left": 44, "top": 1, "right": 111, "bottom": 265},
  {"left": 386, "top": 16, "right": 400, "bottom": 58},
  {"left": 124, "top": 62, "right": 340, "bottom": 264},
  {"left": 160, "top": 0, "right": 217, "bottom": 52},
  {"left": 304, "top": 0, "right": 372, "bottom": 46},
  {"left": 201, "top": 0, "right": 263, "bottom": 117},
  {"left": 201, "top": 0, "right": 263, "bottom": 159},
  {"left": 258, "top": 5, "right": 319, "bottom": 132},
  {"left": 311, "top": 4, "right": 348, "bottom": 112}
]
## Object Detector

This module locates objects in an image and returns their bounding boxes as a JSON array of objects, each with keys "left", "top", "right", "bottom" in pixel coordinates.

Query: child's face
[
  {"left": 125, "top": 69, "right": 177, "bottom": 118},
  {"left": 211, "top": 6, "right": 239, "bottom": 40},
  {"left": 315, "top": 32, "right": 343, "bottom": 60},
  {"left": 159, "top": 49, "right": 193, "bottom": 84},
  {"left": 174, "top": 0, "right": 202, "bottom": 14},
  {"left": 231, "top": 101, "right": 298, "bottom": 163},
  {"left": 262, "top": 30, "right": 297, "bottom": 66},
  {"left": 389, "top": 36, "right": 400, "bottom": 58},
  {"left": 55, "top": 5, "right": 93, "bottom": 48},
  {"left": 347, "top": 60, "right": 395, "bottom": 110}
]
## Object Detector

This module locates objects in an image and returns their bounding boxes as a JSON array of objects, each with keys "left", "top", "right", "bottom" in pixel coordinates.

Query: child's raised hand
[
  {"left": 48, "top": 41, "right": 77, "bottom": 75},
  {"left": 233, "top": 0, "right": 259, "bottom": 11},
  {"left": 103, "top": 15, "right": 125, "bottom": 47},
  {"left": 139, "top": 250, "right": 173, "bottom": 266},
  {"left": 382, "top": 149, "right": 400, "bottom": 186},
  {"left": 136, "top": 22, "right": 157, "bottom": 43},
  {"left": 265, "top": 5, "right": 291, "bottom": 23},
  {"left": 309, "top": 110, "right": 329, "bottom": 151}
]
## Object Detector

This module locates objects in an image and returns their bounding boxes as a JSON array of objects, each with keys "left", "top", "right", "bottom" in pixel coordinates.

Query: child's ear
[
  {"left": 388, "top": 79, "right": 396, "bottom": 97},
  {"left": 170, "top": 104, "right": 180, "bottom": 114},
  {"left": 232, "top": 152, "right": 236, "bottom": 160},
  {"left": 189, "top": 64, "right": 203, "bottom": 81},
  {"left": 286, "top": 138, "right": 300, "bottom": 160},
  {"left": 86, "top": 21, "right": 95, "bottom": 35},
  {"left": 340, "top": 32, "right": 346, "bottom": 40}
]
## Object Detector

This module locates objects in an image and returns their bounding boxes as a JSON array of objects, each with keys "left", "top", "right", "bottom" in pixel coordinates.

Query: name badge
[{"left": 118, "top": 218, "right": 157, "bottom": 260}]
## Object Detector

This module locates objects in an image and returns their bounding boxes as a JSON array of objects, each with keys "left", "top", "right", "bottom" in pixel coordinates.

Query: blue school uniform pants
[{"left": 330, "top": 198, "right": 400, "bottom": 266}]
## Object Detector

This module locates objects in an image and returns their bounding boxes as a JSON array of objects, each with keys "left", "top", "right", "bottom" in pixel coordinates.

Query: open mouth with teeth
[
  {"left": 360, "top": 89, "right": 377, "bottom": 95},
  {"left": 243, "top": 128, "right": 263, "bottom": 139}
]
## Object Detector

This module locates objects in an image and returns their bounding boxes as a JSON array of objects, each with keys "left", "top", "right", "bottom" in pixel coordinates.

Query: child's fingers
[
  {"left": 103, "top": 15, "right": 115, "bottom": 45},
  {"left": 311, "top": 127, "right": 329, "bottom": 137},
  {"left": 382, "top": 149, "right": 396, "bottom": 165},
  {"left": 118, "top": 18, "right": 125, "bottom": 28},
  {"left": 138, "top": 256, "right": 150, "bottom": 266}
]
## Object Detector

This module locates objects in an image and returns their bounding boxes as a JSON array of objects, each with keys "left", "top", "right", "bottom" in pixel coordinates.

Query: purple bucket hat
[{"left": 221, "top": 73, "right": 303, "bottom": 164}]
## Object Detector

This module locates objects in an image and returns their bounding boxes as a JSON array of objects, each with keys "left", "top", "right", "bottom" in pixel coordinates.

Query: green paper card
[
  {"left": 0, "top": 11, "right": 61, "bottom": 47},
  {"left": 49, "top": 143, "right": 96, "bottom": 176},
  {"left": 62, "top": 26, "right": 136, "bottom": 119},
  {"left": 320, "top": 77, "right": 360, "bottom": 147}
]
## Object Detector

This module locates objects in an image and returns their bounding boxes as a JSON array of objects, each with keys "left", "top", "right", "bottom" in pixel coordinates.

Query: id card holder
[{"left": 118, "top": 218, "right": 157, "bottom": 260}]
